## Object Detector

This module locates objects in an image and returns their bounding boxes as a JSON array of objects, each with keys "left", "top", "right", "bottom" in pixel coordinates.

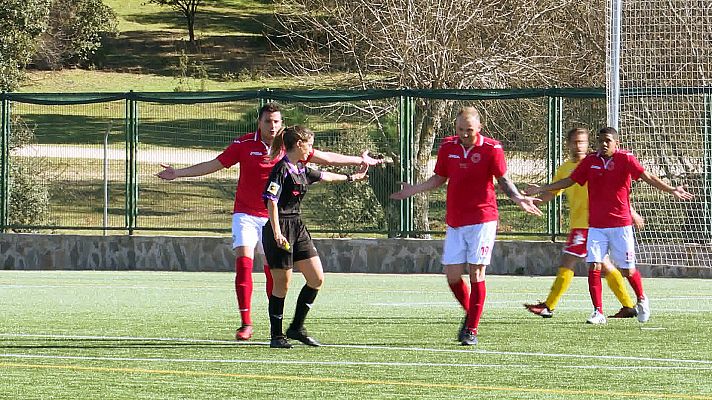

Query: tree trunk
[{"left": 412, "top": 99, "right": 450, "bottom": 238}]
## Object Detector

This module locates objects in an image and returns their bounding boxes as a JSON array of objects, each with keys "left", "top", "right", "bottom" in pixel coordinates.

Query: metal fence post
[
  {"left": 547, "top": 96, "right": 564, "bottom": 241},
  {"left": 704, "top": 94, "right": 712, "bottom": 239},
  {"left": 125, "top": 93, "right": 139, "bottom": 234},
  {"left": 0, "top": 93, "right": 9, "bottom": 232},
  {"left": 399, "top": 95, "right": 414, "bottom": 237}
]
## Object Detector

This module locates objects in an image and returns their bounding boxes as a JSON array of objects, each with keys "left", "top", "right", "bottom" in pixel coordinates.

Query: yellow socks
[
  {"left": 605, "top": 267, "right": 635, "bottom": 309},
  {"left": 545, "top": 267, "right": 574, "bottom": 310}
]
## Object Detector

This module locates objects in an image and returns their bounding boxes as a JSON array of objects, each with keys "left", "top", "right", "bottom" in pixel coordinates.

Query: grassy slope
[
  {"left": 2, "top": 271, "right": 712, "bottom": 399},
  {"left": 19, "top": 0, "right": 291, "bottom": 92}
]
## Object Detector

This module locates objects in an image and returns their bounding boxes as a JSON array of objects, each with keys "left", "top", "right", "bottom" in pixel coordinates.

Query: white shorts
[
  {"left": 442, "top": 221, "right": 497, "bottom": 266},
  {"left": 231, "top": 213, "right": 269, "bottom": 253},
  {"left": 586, "top": 226, "right": 636, "bottom": 269}
]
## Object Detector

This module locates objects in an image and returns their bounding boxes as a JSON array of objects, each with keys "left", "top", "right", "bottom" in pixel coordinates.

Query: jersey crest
[{"left": 266, "top": 182, "right": 280, "bottom": 196}]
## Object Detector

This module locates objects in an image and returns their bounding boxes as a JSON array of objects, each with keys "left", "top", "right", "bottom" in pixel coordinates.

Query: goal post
[{"left": 607, "top": 0, "right": 712, "bottom": 271}]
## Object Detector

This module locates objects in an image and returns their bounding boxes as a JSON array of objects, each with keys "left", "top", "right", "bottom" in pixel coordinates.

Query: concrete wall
[{"left": 1, "top": 233, "right": 710, "bottom": 278}]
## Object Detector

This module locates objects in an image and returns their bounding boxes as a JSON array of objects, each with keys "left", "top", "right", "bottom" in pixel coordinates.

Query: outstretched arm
[
  {"left": 525, "top": 177, "right": 576, "bottom": 196},
  {"left": 319, "top": 164, "right": 369, "bottom": 183},
  {"left": 639, "top": 171, "right": 694, "bottom": 200},
  {"left": 524, "top": 184, "right": 556, "bottom": 204},
  {"left": 311, "top": 149, "right": 386, "bottom": 167},
  {"left": 497, "top": 175, "right": 543, "bottom": 216},
  {"left": 156, "top": 159, "right": 224, "bottom": 180},
  {"left": 390, "top": 174, "right": 447, "bottom": 200}
]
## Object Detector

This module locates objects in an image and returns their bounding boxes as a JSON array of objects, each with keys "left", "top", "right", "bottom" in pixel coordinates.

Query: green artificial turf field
[{"left": 2, "top": 271, "right": 711, "bottom": 399}]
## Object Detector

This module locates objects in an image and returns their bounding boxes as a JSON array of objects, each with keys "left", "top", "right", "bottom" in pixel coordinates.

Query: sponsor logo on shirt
[
  {"left": 448, "top": 154, "right": 460, "bottom": 159},
  {"left": 267, "top": 182, "right": 280, "bottom": 195},
  {"left": 250, "top": 151, "right": 263, "bottom": 156}
]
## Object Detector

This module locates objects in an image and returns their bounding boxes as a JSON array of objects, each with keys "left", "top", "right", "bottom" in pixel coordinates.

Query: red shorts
[{"left": 563, "top": 228, "right": 588, "bottom": 257}]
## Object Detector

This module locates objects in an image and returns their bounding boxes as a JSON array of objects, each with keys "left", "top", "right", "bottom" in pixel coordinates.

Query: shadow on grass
[
  {"left": 16, "top": 113, "right": 257, "bottom": 148},
  {"left": 96, "top": 8, "right": 278, "bottom": 77}
]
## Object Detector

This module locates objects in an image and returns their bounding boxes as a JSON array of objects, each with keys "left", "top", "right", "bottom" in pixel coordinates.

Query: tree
[
  {"left": 0, "top": 0, "right": 51, "bottom": 91},
  {"left": 271, "top": 0, "right": 607, "bottom": 235},
  {"left": 32, "top": 0, "right": 118, "bottom": 70},
  {"left": 149, "top": 0, "right": 203, "bottom": 43}
]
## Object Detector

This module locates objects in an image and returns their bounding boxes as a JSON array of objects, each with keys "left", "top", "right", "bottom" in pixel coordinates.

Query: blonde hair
[
  {"left": 456, "top": 106, "right": 481, "bottom": 121},
  {"left": 270, "top": 125, "right": 315, "bottom": 160}
]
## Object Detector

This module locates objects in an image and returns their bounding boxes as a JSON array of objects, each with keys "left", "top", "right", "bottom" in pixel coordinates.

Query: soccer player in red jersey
[
  {"left": 523, "top": 128, "right": 642, "bottom": 323},
  {"left": 527, "top": 127, "right": 693, "bottom": 324},
  {"left": 157, "top": 103, "right": 384, "bottom": 341},
  {"left": 390, "top": 107, "right": 542, "bottom": 346}
]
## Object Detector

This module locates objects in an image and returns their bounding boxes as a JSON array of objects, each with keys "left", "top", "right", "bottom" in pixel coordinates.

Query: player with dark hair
[
  {"left": 524, "top": 127, "right": 641, "bottom": 323},
  {"left": 263, "top": 125, "right": 368, "bottom": 348},
  {"left": 390, "top": 107, "right": 542, "bottom": 346},
  {"left": 157, "top": 103, "right": 384, "bottom": 341},
  {"left": 527, "top": 126, "right": 693, "bottom": 324}
]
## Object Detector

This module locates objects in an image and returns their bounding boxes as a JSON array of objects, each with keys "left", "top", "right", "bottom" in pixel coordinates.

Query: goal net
[{"left": 607, "top": 0, "right": 712, "bottom": 271}]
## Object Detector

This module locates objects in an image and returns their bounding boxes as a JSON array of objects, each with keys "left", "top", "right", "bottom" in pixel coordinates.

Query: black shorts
[{"left": 262, "top": 216, "right": 319, "bottom": 270}]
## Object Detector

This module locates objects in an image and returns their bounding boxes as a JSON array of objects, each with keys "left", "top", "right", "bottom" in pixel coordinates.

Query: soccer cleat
[
  {"left": 460, "top": 329, "right": 478, "bottom": 346},
  {"left": 457, "top": 316, "right": 468, "bottom": 342},
  {"left": 608, "top": 307, "right": 637, "bottom": 319},
  {"left": 636, "top": 296, "right": 651, "bottom": 323},
  {"left": 286, "top": 327, "right": 321, "bottom": 347},
  {"left": 524, "top": 302, "right": 554, "bottom": 318},
  {"left": 269, "top": 336, "right": 293, "bottom": 349},
  {"left": 235, "top": 325, "right": 254, "bottom": 341},
  {"left": 586, "top": 309, "right": 607, "bottom": 324}
]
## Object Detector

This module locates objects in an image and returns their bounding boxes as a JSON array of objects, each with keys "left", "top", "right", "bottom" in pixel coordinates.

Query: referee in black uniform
[{"left": 262, "top": 125, "right": 369, "bottom": 348}]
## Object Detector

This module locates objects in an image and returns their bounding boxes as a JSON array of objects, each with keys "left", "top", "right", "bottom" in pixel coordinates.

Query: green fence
[{"left": 0, "top": 89, "right": 607, "bottom": 237}]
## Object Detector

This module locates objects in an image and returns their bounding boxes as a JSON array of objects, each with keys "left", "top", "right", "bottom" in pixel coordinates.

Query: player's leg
[
  {"left": 268, "top": 267, "right": 293, "bottom": 348},
  {"left": 287, "top": 256, "right": 323, "bottom": 347},
  {"left": 585, "top": 228, "right": 607, "bottom": 324},
  {"left": 460, "top": 221, "right": 497, "bottom": 346},
  {"left": 601, "top": 258, "right": 637, "bottom": 318},
  {"left": 609, "top": 225, "right": 649, "bottom": 322},
  {"left": 231, "top": 213, "right": 267, "bottom": 340},
  {"left": 262, "top": 219, "right": 294, "bottom": 348},
  {"left": 462, "top": 264, "right": 486, "bottom": 346},
  {"left": 285, "top": 221, "right": 322, "bottom": 346},
  {"left": 443, "top": 225, "right": 470, "bottom": 341},
  {"left": 525, "top": 229, "right": 585, "bottom": 318}
]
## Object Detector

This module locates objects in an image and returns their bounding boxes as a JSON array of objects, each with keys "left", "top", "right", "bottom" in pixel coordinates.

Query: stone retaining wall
[{"left": 1, "top": 234, "right": 709, "bottom": 278}]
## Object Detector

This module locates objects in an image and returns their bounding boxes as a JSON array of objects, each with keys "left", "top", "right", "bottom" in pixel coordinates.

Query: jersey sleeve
[
  {"left": 628, "top": 153, "right": 645, "bottom": 180},
  {"left": 216, "top": 141, "right": 242, "bottom": 168},
  {"left": 433, "top": 146, "right": 449, "bottom": 178},
  {"left": 490, "top": 143, "right": 507, "bottom": 178},
  {"left": 263, "top": 163, "right": 287, "bottom": 202},
  {"left": 305, "top": 166, "right": 322, "bottom": 184},
  {"left": 569, "top": 157, "right": 590, "bottom": 186}
]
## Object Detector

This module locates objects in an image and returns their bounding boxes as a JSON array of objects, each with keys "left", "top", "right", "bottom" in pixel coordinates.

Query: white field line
[
  {"left": 2, "top": 353, "right": 712, "bottom": 371},
  {"left": 1, "top": 333, "right": 711, "bottom": 365}
]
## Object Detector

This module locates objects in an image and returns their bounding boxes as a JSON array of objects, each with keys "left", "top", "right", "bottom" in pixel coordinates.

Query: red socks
[
  {"left": 235, "top": 256, "right": 254, "bottom": 326},
  {"left": 466, "top": 281, "right": 486, "bottom": 332},
  {"left": 626, "top": 269, "right": 645, "bottom": 300},
  {"left": 264, "top": 264, "right": 274, "bottom": 297},
  {"left": 448, "top": 279, "right": 470, "bottom": 312},
  {"left": 588, "top": 269, "right": 603, "bottom": 313}
]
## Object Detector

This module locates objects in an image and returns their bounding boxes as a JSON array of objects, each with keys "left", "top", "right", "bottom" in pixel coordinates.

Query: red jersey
[
  {"left": 433, "top": 135, "right": 507, "bottom": 227},
  {"left": 216, "top": 132, "right": 277, "bottom": 217},
  {"left": 216, "top": 131, "right": 315, "bottom": 217},
  {"left": 569, "top": 149, "right": 644, "bottom": 228}
]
